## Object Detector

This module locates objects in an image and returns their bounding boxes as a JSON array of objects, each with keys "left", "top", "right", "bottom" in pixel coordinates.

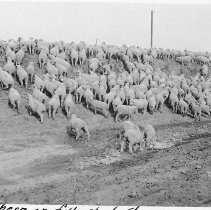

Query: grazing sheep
[
  {"left": 169, "top": 91, "right": 179, "bottom": 113},
  {"left": 200, "top": 104, "right": 210, "bottom": 116},
  {"left": 38, "top": 52, "right": 47, "bottom": 69},
  {"left": 122, "top": 120, "right": 140, "bottom": 133},
  {"left": 71, "top": 49, "right": 79, "bottom": 66},
  {"left": 190, "top": 102, "right": 201, "bottom": 121},
  {"left": 178, "top": 98, "right": 188, "bottom": 116},
  {"left": 142, "top": 124, "right": 157, "bottom": 149},
  {"left": 26, "top": 61, "right": 35, "bottom": 83},
  {"left": 75, "top": 85, "right": 87, "bottom": 104},
  {"left": 87, "top": 99, "right": 109, "bottom": 118},
  {"left": 0, "top": 67, "right": 14, "bottom": 89},
  {"left": 17, "top": 65, "right": 28, "bottom": 89},
  {"left": 130, "top": 98, "right": 148, "bottom": 114},
  {"left": 115, "top": 105, "right": 138, "bottom": 122},
  {"left": 8, "top": 87, "right": 21, "bottom": 114},
  {"left": 120, "top": 129, "right": 145, "bottom": 153},
  {"left": 48, "top": 93, "right": 60, "bottom": 119},
  {"left": 84, "top": 87, "right": 94, "bottom": 108},
  {"left": 28, "top": 94, "right": 46, "bottom": 123},
  {"left": 64, "top": 93, "right": 74, "bottom": 118},
  {"left": 68, "top": 114, "right": 90, "bottom": 140},
  {"left": 15, "top": 46, "right": 26, "bottom": 65}
]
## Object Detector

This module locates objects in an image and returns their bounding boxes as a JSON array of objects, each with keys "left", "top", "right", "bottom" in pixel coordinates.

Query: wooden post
[{"left": 151, "top": 10, "right": 153, "bottom": 48}]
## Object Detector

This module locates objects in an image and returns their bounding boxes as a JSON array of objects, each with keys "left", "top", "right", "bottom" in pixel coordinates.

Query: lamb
[
  {"left": 54, "top": 83, "right": 67, "bottom": 107},
  {"left": 28, "top": 94, "right": 46, "bottom": 123},
  {"left": 26, "top": 61, "right": 35, "bottom": 83},
  {"left": 115, "top": 105, "right": 138, "bottom": 122},
  {"left": 0, "top": 67, "right": 14, "bottom": 89},
  {"left": 64, "top": 93, "right": 75, "bottom": 118},
  {"left": 142, "top": 124, "right": 157, "bottom": 149},
  {"left": 67, "top": 113, "right": 90, "bottom": 140},
  {"left": 8, "top": 87, "right": 21, "bottom": 114},
  {"left": 48, "top": 93, "right": 60, "bottom": 119},
  {"left": 130, "top": 98, "right": 148, "bottom": 114},
  {"left": 17, "top": 65, "right": 28, "bottom": 89},
  {"left": 178, "top": 98, "right": 188, "bottom": 116},
  {"left": 87, "top": 99, "right": 109, "bottom": 118}
]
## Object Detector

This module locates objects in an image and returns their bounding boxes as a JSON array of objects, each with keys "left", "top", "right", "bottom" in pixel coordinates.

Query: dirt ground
[{"left": 0, "top": 56, "right": 210, "bottom": 206}]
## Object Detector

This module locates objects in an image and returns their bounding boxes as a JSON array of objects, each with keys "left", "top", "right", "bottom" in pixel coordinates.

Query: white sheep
[
  {"left": 34, "top": 75, "right": 44, "bottom": 91},
  {"left": 64, "top": 93, "right": 74, "bottom": 118},
  {"left": 115, "top": 105, "right": 138, "bottom": 122},
  {"left": 87, "top": 99, "right": 109, "bottom": 118},
  {"left": 17, "top": 65, "right": 28, "bottom": 89},
  {"left": 28, "top": 94, "right": 46, "bottom": 123},
  {"left": 0, "top": 67, "right": 14, "bottom": 89},
  {"left": 148, "top": 96, "right": 157, "bottom": 114},
  {"left": 32, "top": 85, "right": 47, "bottom": 103},
  {"left": 142, "top": 124, "right": 157, "bottom": 149},
  {"left": 38, "top": 52, "right": 48, "bottom": 69},
  {"left": 26, "top": 61, "right": 35, "bottom": 83},
  {"left": 120, "top": 129, "right": 145, "bottom": 153},
  {"left": 8, "top": 87, "right": 21, "bottom": 114},
  {"left": 67, "top": 113, "right": 90, "bottom": 140},
  {"left": 4, "top": 57, "right": 16, "bottom": 77},
  {"left": 130, "top": 98, "right": 148, "bottom": 114},
  {"left": 178, "top": 98, "right": 188, "bottom": 116},
  {"left": 15, "top": 46, "right": 26, "bottom": 65},
  {"left": 48, "top": 93, "right": 60, "bottom": 119},
  {"left": 54, "top": 83, "right": 66, "bottom": 106}
]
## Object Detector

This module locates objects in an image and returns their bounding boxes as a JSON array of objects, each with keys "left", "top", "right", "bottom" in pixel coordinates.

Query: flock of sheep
[{"left": 0, "top": 38, "right": 211, "bottom": 153}]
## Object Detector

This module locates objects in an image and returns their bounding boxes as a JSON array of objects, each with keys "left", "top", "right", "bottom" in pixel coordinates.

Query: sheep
[
  {"left": 87, "top": 99, "right": 109, "bottom": 118},
  {"left": 115, "top": 105, "right": 138, "bottom": 122},
  {"left": 169, "top": 91, "right": 179, "bottom": 113},
  {"left": 125, "top": 88, "right": 135, "bottom": 105},
  {"left": 8, "top": 87, "right": 21, "bottom": 114},
  {"left": 34, "top": 75, "right": 44, "bottom": 91},
  {"left": 178, "top": 98, "right": 188, "bottom": 116},
  {"left": 142, "top": 124, "right": 157, "bottom": 149},
  {"left": 84, "top": 87, "right": 94, "bottom": 108},
  {"left": 4, "top": 57, "right": 16, "bottom": 77},
  {"left": 75, "top": 85, "right": 87, "bottom": 104},
  {"left": 0, "top": 67, "right": 14, "bottom": 89},
  {"left": 28, "top": 94, "right": 46, "bottom": 123},
  {"left": 54, "top": 83, "right": 66, "bottom": 107},
  {"left": 60, "top": 76, "right": 78, "bottom": 94},
  {"left": 78, "top": 49, "right": 86, "bottom": 66},
  {"left": 32, "top": 85, "right": 47, "bottom": 103},
  {"left": 71, "top": 49, "right": 79, "bottom": 66},
  {"left": 48, "top": 93, "right": 60, "bottom": 119},
  {"left": 17, "top": 65, "right": 28, "bottom": 89},
  {"left": 55, "top": 63, "right": 68, "bottom": 77},
  {"left": 43, "top": 77, "right": 60, "bottom": 97},
  {"left": 15, "top": 46, "right": 26, "bottom": 65},
  {"left": 68, "top": 113, "right": 90, "bottom": 140},
  {"left": 26, "top": 61, "right": 35, "bottom": 83},
  {"left": 155, "top": 93, "right": 165, "bottom": 112},
  {"left": 200, "top": 65, "right": 209, "bottom": 77},
  {"left": 148, "top": 96, "right": 157, "bottom": 114},
  {"left": 200, "top": 104, "right": 210, "bottom": 116},
  {"left": 120, "top": 129, "right": 145, "bottom": 153},
  {"left": 112, "top": 96, "right": 123, "bottom": 110},
  {"left": 130, "top": 98, "right": 148, "bottom": 114},
  {"left": 190, "top": 102, "right": 201, "bottom": 121},
  {"left": 46, "top": 59, "right": 58, "bottom": 78},
  {"left": 38, "top": 52, "right": 48, "bottom": 69},
  {"left": 64, "top": 93, "right": 75, "bottom": 118}
]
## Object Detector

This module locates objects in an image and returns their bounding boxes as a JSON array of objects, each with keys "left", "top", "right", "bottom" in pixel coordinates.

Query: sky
[{"left": 0, "top": 0, "right": 211, "bottom": 52}]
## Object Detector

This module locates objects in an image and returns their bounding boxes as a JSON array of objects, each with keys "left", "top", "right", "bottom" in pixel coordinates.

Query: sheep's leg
[
  {"left": 115, "top": 114, "right": 119, "bottom": 122},
  {"left": 75, "top": 129, "right": 81, "bottom": 140},
  {"left": 40, "top": 113, "right": 44, "bottom": 123},
  {"left": 129, "top": 143, "right": 133, "bottom": 153},
  {"left": 120, "top": 140, "right": 125, "bottom": 153}
]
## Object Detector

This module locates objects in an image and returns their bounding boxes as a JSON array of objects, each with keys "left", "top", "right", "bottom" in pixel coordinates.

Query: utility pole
[{"left": 151, "top": 10, "right": 154, "bottom": 48}]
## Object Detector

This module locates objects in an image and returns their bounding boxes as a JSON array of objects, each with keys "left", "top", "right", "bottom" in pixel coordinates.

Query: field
[{"left": 0, "top": 55, "right": 210, "bottom": 206}]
